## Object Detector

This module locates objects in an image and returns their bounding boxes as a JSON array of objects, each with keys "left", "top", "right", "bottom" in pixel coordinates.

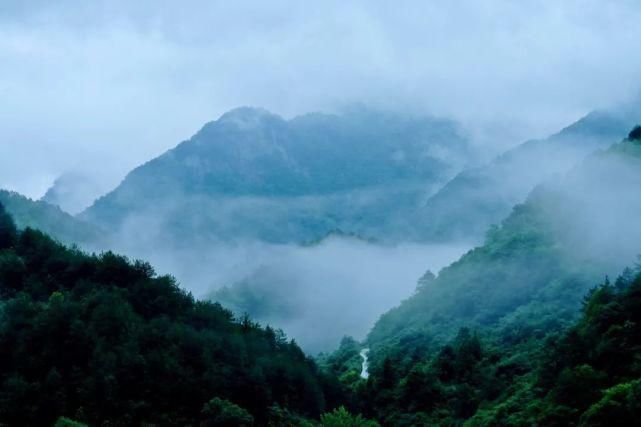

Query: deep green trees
[
  {"left": 337, "top": 267, "right": 641, "bottom": 426},
  {"left": 0, "top": 204, "right": 345, "bottom": 425}
]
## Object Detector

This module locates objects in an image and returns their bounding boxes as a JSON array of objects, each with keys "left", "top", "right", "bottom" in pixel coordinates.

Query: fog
[
  {"left": 3, "top": 1, "right": 641, "bottom": 197},
  {"left": 112, "top": 234, "right": 471, "bottom": 353}
]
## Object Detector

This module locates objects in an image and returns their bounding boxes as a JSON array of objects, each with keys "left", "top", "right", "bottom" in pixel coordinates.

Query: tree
[
  {"left": 0, "top": 203, "right": 17, "bottom": 249},
  {"left": 201, "top": 397, "right": 254, "bottom": 427},
  {"left": 320, "top": 406, "right": 379, "bottom": 427},
  {"left": 628, "top": 125, "right": 641, "bottom": 142}
]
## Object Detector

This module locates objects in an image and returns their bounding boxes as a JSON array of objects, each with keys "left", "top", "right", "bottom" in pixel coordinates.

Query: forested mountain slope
[
  {"left": 344, "top": 267, "right": 641, "bottom": 426},
  {"left": 0, "top": 203, "right": 350, "bottom": 426},
  {"left": 417, "top": 104, "right": 641, "bottom": 241},
  {"left": 82, "top": 108, "right": 473, "bottom": 244},
  {"left": 0, "top": 189, "right": 100, "bottom": 247},
  {"left": 326, "top": 127, "right": 641, "bottom": 426},
  {"left": 371, "top": 128, "right": 641, "bottom": 351}
]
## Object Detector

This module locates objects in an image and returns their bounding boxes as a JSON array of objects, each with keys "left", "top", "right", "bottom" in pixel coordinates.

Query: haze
[{"left": 2, "top": 1, "right": 641, "bottom": 197}]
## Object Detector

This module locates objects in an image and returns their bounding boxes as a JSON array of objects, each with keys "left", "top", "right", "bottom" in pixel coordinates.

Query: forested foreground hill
[
  {"left": 330, "top": 127, "right": 641, "bottom": 425},
  {"left": 336, "top": 268, "right": 641, "bottom": 426},
  {"left": 0, "top": 203, "right": 387, "bottom": 426}
]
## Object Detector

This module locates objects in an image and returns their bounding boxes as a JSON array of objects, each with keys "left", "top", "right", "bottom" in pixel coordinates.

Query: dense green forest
[
  {"left": 319, "top": 127, "right": 641, "bottom": 425},
  {"left": 3, "top": 126, "right": 641, "bottom": 426},
  {"left": 0, "top": 203, "right": 375, "bottom": 426},
  {"left": 334, "top": 265, "right": 641, "bottom": 426}
]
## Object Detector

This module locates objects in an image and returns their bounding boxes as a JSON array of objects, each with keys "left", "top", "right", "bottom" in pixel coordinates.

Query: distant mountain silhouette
[{"left": 82, "top": 107, "right": 473, "bottom": 244}]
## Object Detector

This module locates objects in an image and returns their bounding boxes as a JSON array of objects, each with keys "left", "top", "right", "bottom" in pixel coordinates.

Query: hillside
[
  {"left": 372, "top": 128, "right": 641, "bottom": 349},
  {"left": 0, "top": 202, "right": 352, "bottom": 426},
  {"left": 0, "top": 189, "right": 101, "bottom": 247},
  {"left": 350, "top": 128, "right": 641, "bottom": 424},
  {"left": 82, "top": 108, "right": 473, "bottom": 245},
  {"left": 346, "top": 267, "right": 641, "bottom": 426},
  {"left": 416, "top": 105, "right": 641, "bottom": 241}
]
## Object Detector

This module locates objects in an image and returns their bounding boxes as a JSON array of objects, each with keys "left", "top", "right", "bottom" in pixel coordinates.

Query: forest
[
  {"left": 3, "top": 4, "right": 641, "bottom": 424},
  {"left": 0, "top": 203, "right": 353, "bottom": 426},
  {"left": 4, "top": 195, "right": 641, "bottom": 425}
]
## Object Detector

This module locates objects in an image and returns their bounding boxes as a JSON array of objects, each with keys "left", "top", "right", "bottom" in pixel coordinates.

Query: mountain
[
  {"left": 0, "top": 202, "right": 353, "bottom": 426},
  {"left": 41, "top": 172, "right": 109, "bottom": 215},
  {"left": 82, "top": 107, "right": 473, "bottom": 245},
  {"left": 0, "top": 189, "right": 101, "bottom": 247},
  {"left": 352, "top": 129, "right": 641, "bottom": 424},
  {"left": 416, "top": 104, "right": 641, "bottom": 242},
  {"left": 371, "top": 128, "right": 641, "bottom": 349}
]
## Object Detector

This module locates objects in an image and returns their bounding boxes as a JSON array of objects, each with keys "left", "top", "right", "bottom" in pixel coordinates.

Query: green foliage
[
  {"left": 320, "top": 406, "right": 380, "bottom": 427},
  {"left": 347, "top": 133, "right": 641, "bottom": 424},
  {"left": 320, "top": 337, "right": 363, "bottom": 379},
  {"left": 0, "top": 202, "right": 17, "bottom": 249},
  {"left": 202, "top": 397, "right": 254, "bottom": 426},
  {"left": 353, "top": 266, "right": 641, "bottom": 425},
  {"left": 580, "top": 379, "right": 641, "bottom": 426},
  {"left": 0, "top": 203, "right": 345, "bottom": 425}
]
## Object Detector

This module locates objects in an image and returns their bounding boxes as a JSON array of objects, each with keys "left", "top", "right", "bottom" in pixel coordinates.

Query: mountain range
[{"left": 82, "top": 108, "right": 474, "bottom": 245}]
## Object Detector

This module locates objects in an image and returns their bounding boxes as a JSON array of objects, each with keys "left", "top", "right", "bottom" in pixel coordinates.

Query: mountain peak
[{"left": 216, "top": 107, "right": 282, "bottom": 130}]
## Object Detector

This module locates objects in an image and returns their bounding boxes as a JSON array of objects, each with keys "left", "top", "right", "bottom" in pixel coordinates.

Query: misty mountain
[
  {"left": 0, "top": 189, "right": 100, "bottom": 247},
  {"left": 368, "top": 127, "right": 641, "bottom": 354},
  {"left": 341, "top": 128, "right": 641, "bottom": 424},
  {"left": 416, "top": 104, "right": 641, "bottom": 241},
  {"left": 41, "top": 172, "right": 109, "bottom": 215},
  {"left": 82, "top": 107, "right": 473, "bottom": 245}
]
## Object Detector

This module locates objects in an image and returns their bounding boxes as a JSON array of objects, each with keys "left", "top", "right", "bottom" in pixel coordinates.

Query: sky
[{"left": 2, "top": 0, "right": 641, "bottom": 198}]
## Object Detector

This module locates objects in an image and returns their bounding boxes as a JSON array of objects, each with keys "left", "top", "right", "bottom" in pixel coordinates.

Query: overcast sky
[{"left": 2, "top": 0, "right": 641, "bottom": 198}]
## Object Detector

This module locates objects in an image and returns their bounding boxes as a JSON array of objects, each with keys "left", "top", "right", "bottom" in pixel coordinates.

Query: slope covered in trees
[
  {"left": 350, "top": 265, "right": 641, "bottom": 426},
  {"left": 0, "top": 203, "right": 350, "bottom": 426},
  {"left": 336, "top": 128, "right": 641, "bottom": 424},
  {"left": 370, "top": 129, "right": 641, "bottom": 351}
]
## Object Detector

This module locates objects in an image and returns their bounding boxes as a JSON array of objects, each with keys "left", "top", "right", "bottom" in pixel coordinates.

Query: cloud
[{"left": 1, "top": 0, "right": 641, "bottom": 197}]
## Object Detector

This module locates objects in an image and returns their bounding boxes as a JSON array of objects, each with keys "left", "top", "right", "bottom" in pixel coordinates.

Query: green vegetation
[
  {"left": 319, "top": 130, "right": 641, "bottom": 425},
  {"left": 335, "top": 267, "right": 641, "bottom": 426},
  {"left": 4, "top": 122, "right": 641, "bottom": 426},
  {"left": 320, "top": 406, "right": 380, "bottom": 427},
  {"left": 0, "top": 190, "right": 100, "bottom": 247},
  {"left": 0, "top": 202, "right": 347, "bottom": 425}
]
